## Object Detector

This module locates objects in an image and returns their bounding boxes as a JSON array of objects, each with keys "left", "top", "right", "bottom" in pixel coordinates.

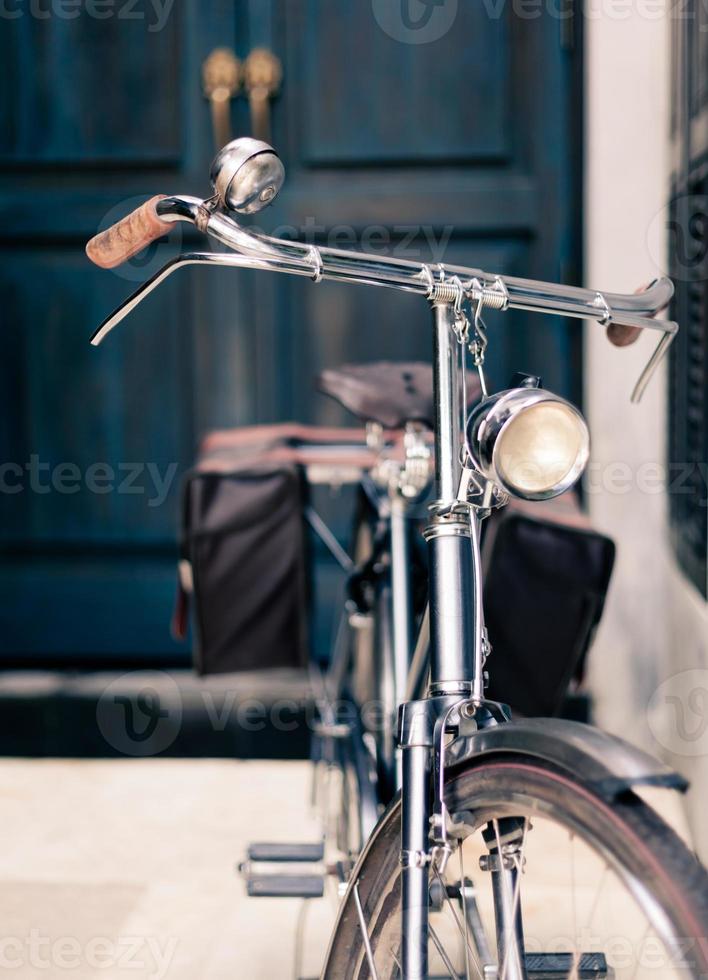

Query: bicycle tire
[{"left": 322, "top": 755, "right": 708, "bottom": 978}]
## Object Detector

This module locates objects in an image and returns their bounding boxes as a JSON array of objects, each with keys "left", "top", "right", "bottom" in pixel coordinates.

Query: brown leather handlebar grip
[
  {"left": 606, "top": 322, "right": 643, "bottom": 347},
  {"left": 606, "top": 282, "right": 664, "bottom": 348},
  {"left": 86, "top": 195, "right": 172, "bottom": 269}
]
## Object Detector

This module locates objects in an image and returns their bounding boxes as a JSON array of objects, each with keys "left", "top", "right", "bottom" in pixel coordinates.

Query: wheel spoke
[
  {"left": 430, "top": 923, "right": 462, "bottom": 979},
  {"left": 389, "top": 946, "right": 402, "bottom": 975},
  {"left": 566, "top": 845, "right": 610, "bottom": 979},
  {"left": 459, "top": 846, "right": 472, "bottom": 980},
  {"left": 568, "top": 833, "right": 579, "bottom": 980},
  {"left": 292, "top": 900, "right": 309, "bottom": 980},
  {"left": 433, "top": 864, "right": 486, "bottom": 980},
  {"left": 630, "top": 923, "right": 652, "bottom": 980},
  {"left": 493, "top": 817, "right": 529, "bottom": 980},
  {"left": 458, "top": 847, "right": 494, "bottom": 972},
  {"left": 353, "top": 880, "right": 380, "bottom": 980}
]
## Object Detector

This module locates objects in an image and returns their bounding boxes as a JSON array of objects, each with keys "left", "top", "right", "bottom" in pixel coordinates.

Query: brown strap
[
  {"left": 607, "top": 282, "right": 662, "bottom": 348},
  {"left": 606, "top": 322, "right": 642, "bottom": 347},
  {"left": 200, "top": 423, "right": 371, "bottom": 453},
  {"left": 86, "top": 195, "right": 172, "bottom": 269}
]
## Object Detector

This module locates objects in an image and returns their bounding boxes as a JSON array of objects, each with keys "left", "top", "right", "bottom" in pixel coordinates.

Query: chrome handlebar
[{"left": 90, "top": 173, "right": 677, "bottom": 404}]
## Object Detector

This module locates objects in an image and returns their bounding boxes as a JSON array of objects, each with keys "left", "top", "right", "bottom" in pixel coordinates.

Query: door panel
[
  {"left": 298, "top": 2, "right": 510, "bottom": 164},
  {"left": 0, "top": 1, "right": 581, "bottom": 661},
  {"left": 0, "top": 252, "right": 191, "bottom": 545},
  {"left": 0, "top": 1, "right": 226, "bottom": 659},
  {"left": 0, "top": 6, "right": 182, "bottom": 163}
]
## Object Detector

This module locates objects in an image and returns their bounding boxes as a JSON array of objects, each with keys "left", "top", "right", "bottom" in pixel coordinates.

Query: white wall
[{"left": 585, "top": 9, "right": 708, "bottom": 858}]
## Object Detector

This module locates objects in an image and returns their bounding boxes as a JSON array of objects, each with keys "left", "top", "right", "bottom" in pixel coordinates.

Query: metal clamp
[
  {"left": 429, "top": 703, "right": 463, "bottom": 873},
  {"left": 429, "top": 699, "right": 511, "bottom": 869},
  {"left": 398, "top": 695, "right": 509, "bottom": 876},
  {"left": 309, "top": 245, "right": 324, "bottom": 283},
  {"left": 469, "top": 275, "right": 509, "bottom": 312},
  {"left": 593, "top": 290, "right": 612, "bottom": 325},
  {"left": 400, "top": 849, "right": 431, "bottom": 870},
  {"left": 467, "top": 279, "right": 490, "bottom": 364}
]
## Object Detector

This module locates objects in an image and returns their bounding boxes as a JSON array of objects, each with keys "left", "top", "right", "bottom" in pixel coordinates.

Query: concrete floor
[
  {"left": 0, "top": 760, "right": 336, "bottom": 979},
  {"left": 0, "top": 759, "right": 694, "bottom": 979}
]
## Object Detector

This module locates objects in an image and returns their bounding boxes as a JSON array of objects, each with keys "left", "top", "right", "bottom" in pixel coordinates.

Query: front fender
[{"left": 446, "top": 717, "right": 687, "bottom": 800}]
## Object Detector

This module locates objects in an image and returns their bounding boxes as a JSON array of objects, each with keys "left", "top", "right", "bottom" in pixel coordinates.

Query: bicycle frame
[{"left": 88, "top": 149, "right": 679, "bottom": 978}]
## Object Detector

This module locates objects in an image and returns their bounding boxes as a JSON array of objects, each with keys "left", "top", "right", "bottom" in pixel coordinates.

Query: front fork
[
  {"left": 401, "top": 741, "right": 432, "bottom": 979},
  {"left": 398, "top": 690, "right": 524, "bottom": 980}
]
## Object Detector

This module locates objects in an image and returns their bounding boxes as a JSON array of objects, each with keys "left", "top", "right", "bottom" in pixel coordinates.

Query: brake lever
[
  {"left": 90, "top": 250, "right": 315, "bottom": 346},
  {"left": 631, "top": 326, "right": 677, "bottom": 404},
  {"left": 91, "top": 253, "right": 238, "bottom": 345}
]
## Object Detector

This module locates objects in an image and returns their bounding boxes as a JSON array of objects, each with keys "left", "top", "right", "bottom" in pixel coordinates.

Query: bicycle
[{"left": 87, "top": 137, "right": 708, "bottom": 980}]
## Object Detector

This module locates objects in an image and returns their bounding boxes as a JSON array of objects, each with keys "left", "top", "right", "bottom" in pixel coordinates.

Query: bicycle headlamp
[{"left": 466, "top": 387, "right": 590, "bottom": 500}]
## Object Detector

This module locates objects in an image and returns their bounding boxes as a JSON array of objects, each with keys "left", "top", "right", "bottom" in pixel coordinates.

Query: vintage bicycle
[{"left": 87, "top": 138, "right": 708, "bottom": 980}]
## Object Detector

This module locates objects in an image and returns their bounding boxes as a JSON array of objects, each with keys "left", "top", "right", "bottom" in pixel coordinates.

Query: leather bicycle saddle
[{"left": 317, "top": 361, "right": 482, "bottom": 430}]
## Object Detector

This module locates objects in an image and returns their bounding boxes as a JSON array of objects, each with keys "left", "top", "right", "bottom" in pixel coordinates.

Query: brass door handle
[
  {"left": 243, "top": 48, "right": 282, "bottom": 143},
  {"left": 202, "top": 47, "right": 242, "bottom": 151}
]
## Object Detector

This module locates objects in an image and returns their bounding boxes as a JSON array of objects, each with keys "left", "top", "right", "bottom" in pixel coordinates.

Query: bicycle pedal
[
  {"left": 247, "top": 841, "right": 324, "bottom": 863},
  {"left": 525, "top": 952, "right": 610, "bottom": 978},
  {"left": 244, "top": 872, "right": 325, "bottom": 899}
]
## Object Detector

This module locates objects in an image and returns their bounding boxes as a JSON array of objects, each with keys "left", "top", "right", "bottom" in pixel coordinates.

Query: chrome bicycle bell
[{"left": 210, "top": 137, "right": 285, "bottom": 214}]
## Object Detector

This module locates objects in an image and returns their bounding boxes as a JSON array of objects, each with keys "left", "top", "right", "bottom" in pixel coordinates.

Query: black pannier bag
[
  {"left": 175, "top": 423, "right": 370, "bottom": 675},
  {"left": 177, "top": 458, "right": 310, "bottom": 676},
  {"left": 482, "top": 498, "right": 615, "bottom": 716},
  {"left": 176, "top": 424, "right": 615, "bottom": 712}
]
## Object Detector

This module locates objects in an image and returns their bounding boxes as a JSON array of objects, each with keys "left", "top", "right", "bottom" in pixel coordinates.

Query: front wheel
[{"left": 322, "top": 755, "right": 708, "bottom": 979}]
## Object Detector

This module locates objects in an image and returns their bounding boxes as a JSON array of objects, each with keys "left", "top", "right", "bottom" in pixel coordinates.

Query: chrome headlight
[{"left": 466, "top": 388, "right": 590, "bottom": 500}]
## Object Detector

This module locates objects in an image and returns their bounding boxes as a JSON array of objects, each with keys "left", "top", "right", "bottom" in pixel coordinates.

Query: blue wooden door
[{"left": 0, "top": 1, "right": 581, "bottom": 663}]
